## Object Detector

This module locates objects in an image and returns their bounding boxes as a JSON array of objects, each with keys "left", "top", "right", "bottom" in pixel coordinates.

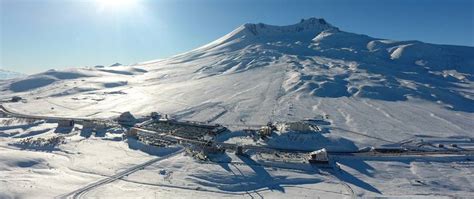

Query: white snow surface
[
  {"left": 1, "top": 118, "right": 473, "bottom": 198},
  {"left": 1, "top": 18, "right": 474, "bottom": 198},
  {"left": 1, "top": 18, "right": 472, "bottom": 144}
]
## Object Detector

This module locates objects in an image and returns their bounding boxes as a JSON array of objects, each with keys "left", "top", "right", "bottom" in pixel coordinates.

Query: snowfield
[{"left": 1, "top": 18, "right": 473, "bottom": 198}]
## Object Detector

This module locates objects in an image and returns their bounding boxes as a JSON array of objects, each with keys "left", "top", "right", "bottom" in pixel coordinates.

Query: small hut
[
  {"left": 308, "top": 148, "right": 329, "bottom": 164},
  {"left": 117, "top": 111, "right": 137, "bottom": 126},
  {"left": 259, "top": 126, "right": 272, "bottom": 137}
]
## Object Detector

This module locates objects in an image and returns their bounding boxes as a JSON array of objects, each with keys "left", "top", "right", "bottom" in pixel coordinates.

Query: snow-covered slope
[
  {"left": 1, "top": 18, "right": 474, "bottom": 199},
  {"left": 1, "top": 18, "right": 473, "bottom": 146},
  {"left": 0, "top": 69, "right": 25, "bottom": 80}
]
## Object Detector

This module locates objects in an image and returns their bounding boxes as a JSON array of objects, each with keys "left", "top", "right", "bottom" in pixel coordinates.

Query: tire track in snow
[
  {"left": 206, "top": 106, "right": 228, "bottom": 123},
  {"left": 230, "top": 164, "right": 263, "bottom": 199},
  {"left": 428, "top": 112, "right": 465, "bottom": 132},
  {"left": 331, "top": 126, "right": 397, "bottom": 144},
  {"left": 43, "top": 98, "right": 77, "bottom": 111},
  {"left": 334, "top": 103, "right": 398, "bottom": 144},
  {"left": 361, "top": 100, "right": 407, "bottom": 136},
  {"left": 336, "top": 108, "right": 355, "bottom": 129},
  {"left": 271, "top": 62, "right": 291, "bottom": 121},
  {"left": 361, "top": 100, "right": 393, "bottom": 119},
  {"left": 318, "top": 168, "right": 356, "bottom": 199}
]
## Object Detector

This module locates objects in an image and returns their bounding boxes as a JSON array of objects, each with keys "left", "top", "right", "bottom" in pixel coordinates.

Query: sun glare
[{"left": 95, "top": 0, "right": 139, "bottom": 12}]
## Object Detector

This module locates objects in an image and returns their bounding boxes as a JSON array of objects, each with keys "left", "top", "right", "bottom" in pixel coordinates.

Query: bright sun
[{"left": 95, "top": 0, "right": 139, "bottom": 12}]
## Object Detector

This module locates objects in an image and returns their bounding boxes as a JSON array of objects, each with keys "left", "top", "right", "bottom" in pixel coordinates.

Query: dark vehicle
[
  {"left": 373, "top": 146, "right": 408, "bottom": 153},
  {"left": 11, "top": 96, "right": 22, "bottom": 102}
]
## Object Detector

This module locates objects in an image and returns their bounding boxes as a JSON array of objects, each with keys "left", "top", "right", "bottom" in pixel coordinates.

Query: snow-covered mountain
[
  {"left": 0, "top": 69, "right": 25, "bottom": 80},
  {"left": 1, "top": 18, "right": 473, "bottom": 145},
  {"left": 1, "top": 18, "right": 474, "bottom": 198}
]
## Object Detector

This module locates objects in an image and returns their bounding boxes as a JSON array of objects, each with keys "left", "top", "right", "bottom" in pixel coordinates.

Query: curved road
[
  {"left": 0, "top": 104, "right": 108, "bottom": 123},
  {"left": 59, "top": 148, "right": 184, "bottom": 199}
]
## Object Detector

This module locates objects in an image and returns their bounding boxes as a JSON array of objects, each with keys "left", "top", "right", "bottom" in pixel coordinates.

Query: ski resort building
[
  {"left": 127, "top": 119, "right": 228, "bottom": 148},
  {"left": 81, "top": 120, "right": 109, "bottom": 131},
  {"left": 140, "top": 119, "right": 227, "bottom": 140},
  {"left": 57, "top": 120, "right": 75, "bottom": 128},
  {"left": 259, "top": 126, "right": 272, "bottom": 137},
  {"left": 150, "top": 112, "right": 160, "bottom": 120},
  {"left": 277, "top": 121, "right": 318, "bottom": 132}
]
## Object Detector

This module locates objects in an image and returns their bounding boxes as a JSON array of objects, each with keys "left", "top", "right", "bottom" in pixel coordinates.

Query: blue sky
[{"left": 1, "top": 0, "right": 473, "bottom": 74}]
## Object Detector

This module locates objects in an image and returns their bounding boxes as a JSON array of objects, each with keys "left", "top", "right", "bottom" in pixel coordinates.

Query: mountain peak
[
  {"left": 298, "top": 17, "right": 333, "bottom": 28},
  {"left": 241, "top": 18, "right": 338, "bottom": 37},
  {"left": 110, "top": 63, "right": 122, "bottom": 67},
  {"left": 198, "top": 18, "right": 340, "bottom": 50}
]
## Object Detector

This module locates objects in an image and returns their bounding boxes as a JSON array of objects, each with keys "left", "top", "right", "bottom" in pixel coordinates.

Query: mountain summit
[
  {"left": 197, "top": 18, "right": 339, "bottom": 50},
  {"left": 240, "top": 18, "right": 338, "bottom": 37},
  {"left": 176, "top": 18, "right": 473, "bottom": 76}
]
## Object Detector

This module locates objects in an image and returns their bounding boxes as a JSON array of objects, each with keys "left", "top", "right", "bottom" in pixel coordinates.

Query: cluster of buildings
[{"left": 125, "top": 112, "right": 331, "bottom": 166}]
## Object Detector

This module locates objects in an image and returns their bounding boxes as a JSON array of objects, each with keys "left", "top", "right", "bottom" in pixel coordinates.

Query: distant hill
[{"left": 0, "top": 69, "right": 25, "bottom": 80}]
